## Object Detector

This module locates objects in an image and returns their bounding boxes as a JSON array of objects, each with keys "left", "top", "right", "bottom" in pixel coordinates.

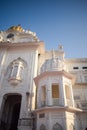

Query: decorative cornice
[
  {"left": 33, "top": 106, "right": 82, "bottom": 113},
  {"left": 34, "top": 70, "right": 75, "bottom": 86},
  {"left": 66, "top": 58, "right": 87, "bottom": 63},
  {"left": 0, "top": 41, "right": 45, "bottom": 55}
]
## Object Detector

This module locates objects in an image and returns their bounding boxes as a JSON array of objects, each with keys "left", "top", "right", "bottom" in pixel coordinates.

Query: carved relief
[
  {"left": 18, "top": 118, "right": 33, "bottom": 126},
  {"left": 40, "top": 57, "right": 67, "bottom": 73},
  {"left": 53, "top": 123, "right": 63, "bottom": 130},
  {"left": 0, "top": 25, "right": 39, "bottom": 43},
  {"left": 40, "top": 124, "right": 46, "bottom": 130}
]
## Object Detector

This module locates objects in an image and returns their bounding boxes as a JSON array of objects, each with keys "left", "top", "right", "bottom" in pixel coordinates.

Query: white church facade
[{"left": 0, "top": 25, "right": 87, "bottom": 130}]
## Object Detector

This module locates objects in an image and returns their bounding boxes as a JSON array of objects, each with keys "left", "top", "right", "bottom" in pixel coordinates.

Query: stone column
[
  {"left": 18, "top": 94, "right": 33, "bottom": 130},
  {"left": 0, "top": 48, "right": 7, "bottom": 84},
  {"left": 70, "top": 83, "right": 74, "bottom": 107},
  {"left": 47, "top": 78, "right": 52, "bottom": 106},
  {"left": 18, "top": 112, "right": 33, "bottom": 130},
  {"left": 59, "top": 79, "right": 66, "bottom": 106}
]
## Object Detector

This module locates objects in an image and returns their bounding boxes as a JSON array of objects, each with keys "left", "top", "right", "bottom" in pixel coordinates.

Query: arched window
[
  {"left": 40, "top": 124, "right": 46, "bottom": 130},
  {"left": 7, "top": 57, "right": 27, "bottom": 85},
  {"left": 53, "top": 123, "right": 63, "bottom": 130}
]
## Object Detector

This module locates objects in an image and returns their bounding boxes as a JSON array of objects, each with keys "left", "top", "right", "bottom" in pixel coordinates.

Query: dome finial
[
  {"left": 52, "top": 48, "right": 55, "bottom": 58},
  {"left": 7, "top": 25, "right": 23, "bottom": 32},
  {"left": 58, "top": 44, "right": 63, "bottom": 51}
]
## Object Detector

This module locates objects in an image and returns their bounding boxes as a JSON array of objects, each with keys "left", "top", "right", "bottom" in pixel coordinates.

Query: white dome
[{"left": 40, "top": 57, "right": 68, "bottom": 73}]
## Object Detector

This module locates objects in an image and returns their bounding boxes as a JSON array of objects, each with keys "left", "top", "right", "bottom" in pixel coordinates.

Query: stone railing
[
  {"left": 52, "top": 98, "right": 60, "bottom": 106},
  {"left": 41, "top": 99, "right": 60, "bottom": 107},
  {"left": 75, "top": 101, "right": 87, "bottom": 110},
  {"left": 41, "top": 101, "right": 46, "bottom": 107},
  {"left": 40, "top": 99, "right": 74, "bottom": 107}
]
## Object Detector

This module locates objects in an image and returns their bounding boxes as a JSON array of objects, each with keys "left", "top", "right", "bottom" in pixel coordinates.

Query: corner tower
[{"left": 34, "top": 45, "right": 76, "bottom": 130}]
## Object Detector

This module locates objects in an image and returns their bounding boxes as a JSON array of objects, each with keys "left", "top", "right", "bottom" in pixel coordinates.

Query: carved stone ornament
[
  {"left": 0, "top": 25, "right": 39, "bottom": 43},
  {"left": 40, "top": 57, "right": 67, "bottom": 73},
  {"left": 18, "top": 118, "right": 33, "bottom": 126}
]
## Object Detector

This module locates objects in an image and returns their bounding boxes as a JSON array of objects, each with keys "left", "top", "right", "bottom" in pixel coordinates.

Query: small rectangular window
[
  {"left": 74, "top": 95, "right": 80, "bottom": 100},
  {"left": 39, "top": 113, "right": 45, "bottom": 118},
  {"left": 73, "top": 67, "right": 79, "bottom": 69},
  {"left": 82, "top": 67, "right": 87, "bottom": 69}
]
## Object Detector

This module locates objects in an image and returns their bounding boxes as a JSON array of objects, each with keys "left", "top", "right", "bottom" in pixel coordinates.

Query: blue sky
[{"left": 0, "top": 0, "right": 87, "bottom": 58}]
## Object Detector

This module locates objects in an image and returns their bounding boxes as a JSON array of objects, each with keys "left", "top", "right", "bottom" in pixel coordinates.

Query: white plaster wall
[
  {"left": 73, "top": 85, "right": 87, "bottom": 100},
  {"left": 36, "top": 111, "right": 66, "bottom": 130},
  {"left": 66, "top": 60, "right": 87, "bottom": 71},
  {"left": 65, "top": 112, "right": 76, "bottom": 130},
  {"left": 49, "top": 111, "right": 66, "bottom": 130},
  {"left": 0, "top": 45, "right": 38, "bottom": 119}
]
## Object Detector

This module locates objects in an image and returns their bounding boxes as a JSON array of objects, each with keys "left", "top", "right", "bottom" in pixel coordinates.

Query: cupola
[{"left": 40, "top": 45, "right": 68, "bottom": 73}]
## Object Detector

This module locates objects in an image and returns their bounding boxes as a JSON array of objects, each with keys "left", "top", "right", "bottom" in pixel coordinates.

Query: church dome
[
  {"left": 40, "top": 57, "right": 67, "bottom": 73},
  {"left": 7, "top": 25, "right": 24, "bottom": 32}
]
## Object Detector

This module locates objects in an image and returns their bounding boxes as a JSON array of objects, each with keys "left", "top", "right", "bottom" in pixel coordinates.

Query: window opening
[
  {"left": 73, "top": 67, "right": 79, "bottom": 69},
  {"left": 39, "top": 113, "right": 45, "bottom": 118},
  {"left": 52, "top": 84, "right": 59, "bottom": 98},
  {"left": 82, "top": 67, "right": 87, "bottom": 69}
]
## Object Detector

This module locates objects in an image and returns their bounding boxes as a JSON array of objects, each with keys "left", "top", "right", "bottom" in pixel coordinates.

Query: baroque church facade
[{"left": 0, "top": 25, "right": 87, "bottom": 130}]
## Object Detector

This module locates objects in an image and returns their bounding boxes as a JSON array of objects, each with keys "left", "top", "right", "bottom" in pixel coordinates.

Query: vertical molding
[
  {"left": 0, "top": 47, "right": 8, "bottom": 86},
  {"left": 59, "top": 77, "right": 66, "bottom": 106},
  {"left": 29, "top": 50, "right": 38, "bottom": 110},
  {"left": 47, "top": 78, "right": 52, "bottom": 106}
]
